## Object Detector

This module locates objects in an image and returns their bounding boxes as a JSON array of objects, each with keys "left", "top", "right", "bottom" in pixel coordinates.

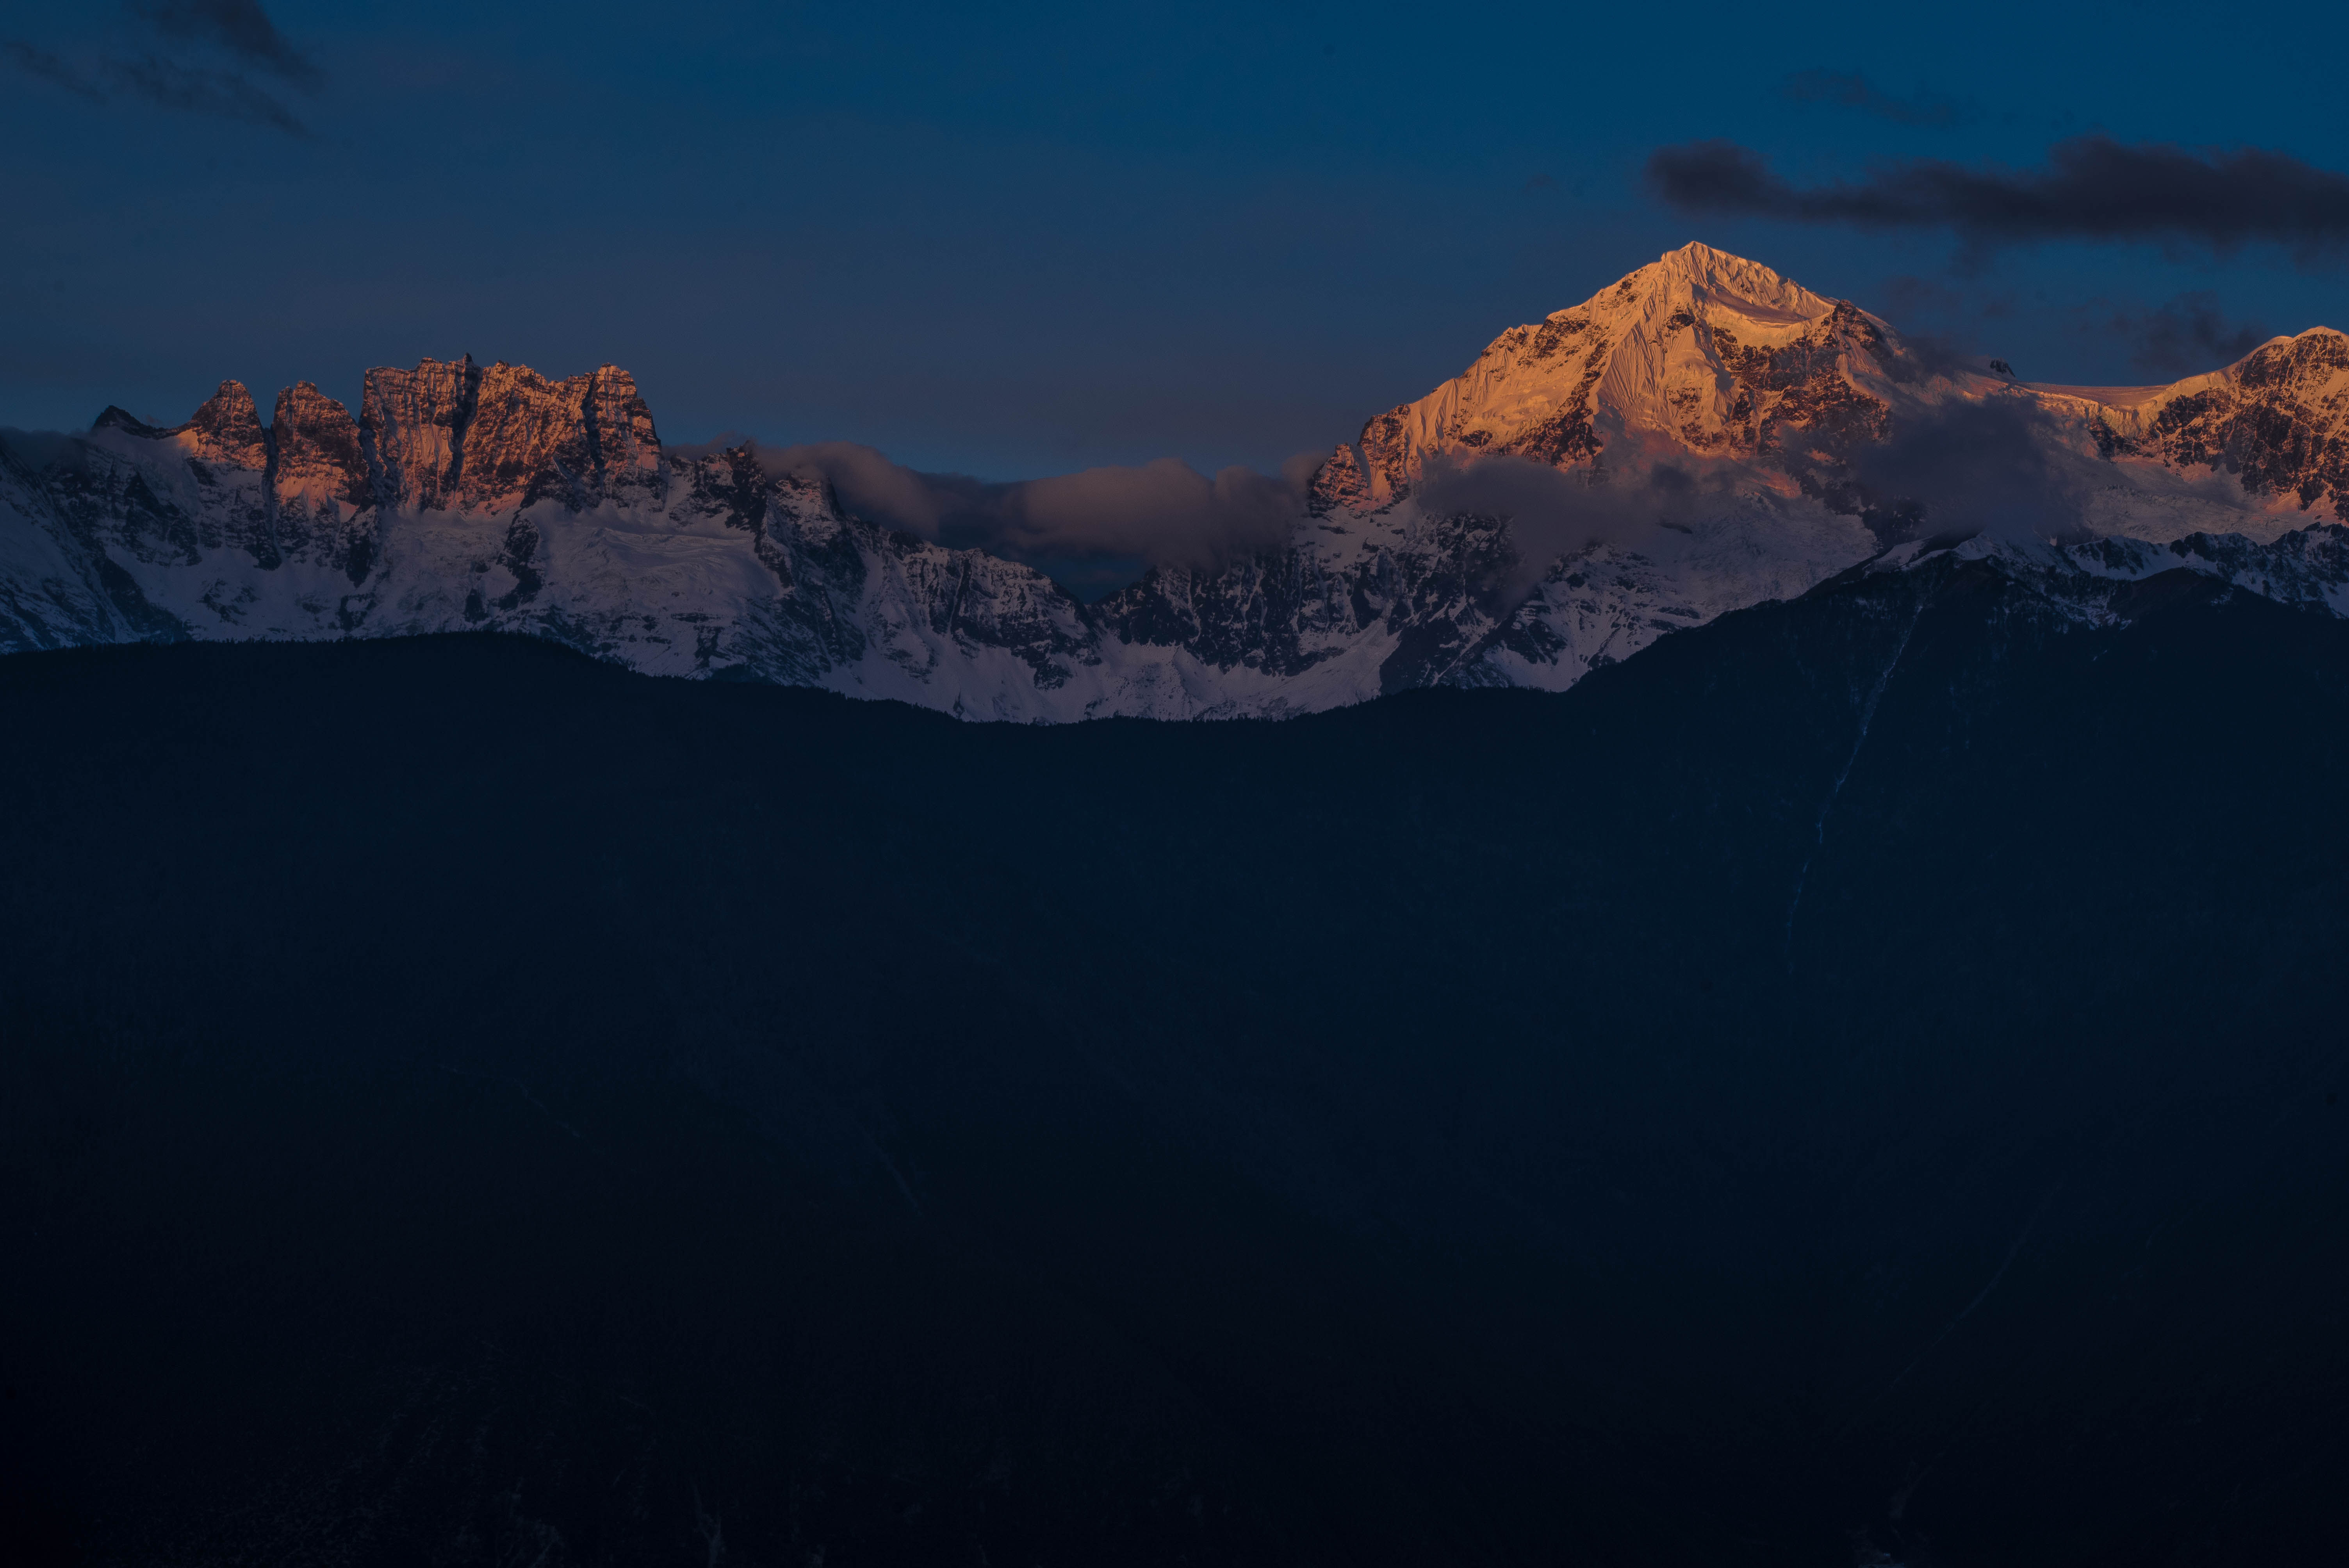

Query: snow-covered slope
[{"left": 5, "top": 243, "right": 2345, "bottom": 719}]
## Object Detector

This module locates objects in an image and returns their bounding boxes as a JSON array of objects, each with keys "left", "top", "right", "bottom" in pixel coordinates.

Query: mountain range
[
  {"left": 10, "top": 241, "right": 2349, "bottom": 1564},
  {"left": 4, "top": 241, "right": 2347, "bottom": 719}
]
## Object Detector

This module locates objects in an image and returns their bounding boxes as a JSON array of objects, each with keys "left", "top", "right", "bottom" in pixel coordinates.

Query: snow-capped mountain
[{"left": 5, "top": 242, "right": 2345, "bottom": 719}]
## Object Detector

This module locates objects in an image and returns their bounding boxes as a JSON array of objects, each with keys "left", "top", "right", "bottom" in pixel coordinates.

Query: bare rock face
[
  {"left": 272, "top": 383, "right": 371, "bottom": 511},
  {"left": 362, "top": 355, "right": 480, "bottom": 512},
  {"left": 1696, "top": 299, "right": 1897, "bottom": 457},
  {"left": 176, "top": 381, "right": 269, "bottom": 471},
  {"left": 2025, "top": 327, "right": 2349, "bottom": 537},
  {"left": 586, "top": 365, "right": 663, "bottom": 499},
  {"left": 272, "top": 382, "right": 377, "bottom": 583},
  {"left": 1091, "top": 509, "right": 1516, "bottom": 690},
  {"left": 460, "top": 362, "right": 597, "bottom": 511},
  {"left": 662, "top": 444, "right": 1099, "bottom": 697},
  {"left": 2143, "top": 330, "right": 2349, "bottom": 512},
  {"left": 157, "top": 381, "right": 276, "bottom": 566},
  {"left": 1305, "top": 444, "right": 1371, "bottom": 515},
  {"left": 359, "top": 356, "right": 665, "bottom": 514}
]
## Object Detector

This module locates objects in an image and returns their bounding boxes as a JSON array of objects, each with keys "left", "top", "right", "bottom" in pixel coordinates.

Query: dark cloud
[
  {"left": 1867, "top": 278, "right": 2010, "bottom": 379},
  {"left": 2107, "top": 292, "right": 2272, "bottom": 379},
  {"left": 1646, "top": 136, "right": 2349, "bottom": 257},
  {"left": 1878, "top": 273, "right": 1966, "bottom": 323},
  {"left": 129, "top": 0, "right": 316, "bottom": 83},
  {"left": 679, "top": 440, "right": 1317, "bottom": 584},
  {"left": 1412, "top": 453, "right": 1754, "bottom": 600},
  {"left": 1781, "top": 69, "right": 1968, "bottom": 128},
  {"left": 750, "top": 440, "right": 991, "bottom": 538},
  {"left": 1002, "top": 457, "right": 1312, "bottom": 568},
  {"left": 3, "top": 40, "right": 104, "bottom": 99},
  {"left": 106, "top": 55, "right": 308, "bottom": 134},
  {"left": 1820, "top": 399, "right": 2096, "bottom": 547}
]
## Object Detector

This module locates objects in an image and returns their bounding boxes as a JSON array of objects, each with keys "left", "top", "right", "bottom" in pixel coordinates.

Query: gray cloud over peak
[
  {"left": 1858, "top": 400, "right": 2088, "bottom": 543},
  {"left": 1646, "top": 136, "right": 2349, "bottom": 258},
  {"left": 688, "top": 439, "right": 1319, "bottom": 580},
  {"left": 1412, "top": 453, "right": 1739, "bottom": 550},
  {"left": 1799, "top": 399, "right": 2108, "bottom": 549},
  {"left": 1002, "top": 456, "right": 1315, "bottom": 568},
  {"left": 1410, "top": 452, "right": 1762, "bottom": 606},
  {"left": 1411, "top": 404, "right": 2115, "bottom": 566}
]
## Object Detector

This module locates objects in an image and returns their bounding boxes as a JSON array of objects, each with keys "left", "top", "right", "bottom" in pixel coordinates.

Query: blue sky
[{"left": 3, "top": 0, "right": 2345, "bottom": 480}]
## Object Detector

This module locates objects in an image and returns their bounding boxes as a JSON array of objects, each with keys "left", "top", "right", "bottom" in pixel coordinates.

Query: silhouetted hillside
[{"left": 4, "top": 558, "right": 2347, "bottom": 1565}]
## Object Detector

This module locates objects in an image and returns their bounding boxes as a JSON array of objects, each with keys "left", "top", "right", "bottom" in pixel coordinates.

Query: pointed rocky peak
[
  {"left": 174, "top": 380, "right": 269, "bottom": 471},
  {"left": 1630, "top": 241, "right": 1843, "bottom": 328},
  {"left": 91, "top": 405, "right": 171, "bottom": 439},
  {"left": 460, "top": 360, "right": 665, "bottom": 511},
  {"left": 271, "top": 382, "right": 371, "bottom": 512},
  {"left": 90, "top": 384, "right": 270, "bottom": 470},
  {"left": 1306, "top": 443, "right": 1370, "bottom": 515},
  {"left": 1338, "top": 242, "right": 1911, "bottom": 508},
  {"left": 362, "top": 355, "right": 482, "bottom": 511},
  {"left": 462, "top": 360, "right": 597, "bottom": 510},
  {"left": 674, "top": 440, "right": 774, "bottom": 536},
  {"left": 586, "top": 365, "right": 662, "bottom": 490}
]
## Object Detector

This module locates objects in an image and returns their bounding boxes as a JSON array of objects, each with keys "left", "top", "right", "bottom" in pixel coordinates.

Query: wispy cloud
[
  {"left": 1780, "top": 401, "right": 2108, "bottom": 548},
  {"left": 2, "top": 39, "right": 105, "bottom": 99},
  {"left": 1781, "top": 69, "right": 1968, "bottom": 129},
  {"left": 129, "top": 0, "right": 317, "bottom": 84},
  {"left": 1411, "top": 453, "right": 1737, "bottom": 559},
  {"left": 1647, "top": 136, "right": 2349, "bottom": 258},
  {"left": 107, "top": 53, "right": 310, "bottom": 134},
  {"left": 678, "top": 439, "right": 1319, "bottom": 577},
  {"left": 2080, "top": 292, "right": 2274, "bottom": 380},
  {"left": 1840, "top": 400, "right": 2095, "bottom": 544},
  {"left": 3, "top": 0, "right": 317, "bottom": 136}
]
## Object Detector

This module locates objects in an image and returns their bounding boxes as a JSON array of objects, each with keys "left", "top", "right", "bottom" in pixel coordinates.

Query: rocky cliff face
[
  {"left": 182, "top": 380, "right": 271, "bottom": 470},
  {"left": 385, "top": 358, "right": 663, "bottom": 515},
  {"left": 2054, "top": 328, "right": 2349, "bottom": 513},
  {"left": 271, "top": 381, "right": 377, "bottom": 582},
  {"left": 4, "top": 243, "right": 2345, "bottom": 718},
  {"left": 360, "top": 356, "right": 476, "bottom": 513}
]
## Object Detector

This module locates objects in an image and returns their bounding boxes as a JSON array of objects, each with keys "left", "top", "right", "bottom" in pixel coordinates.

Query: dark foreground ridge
[{"left": 4, "top": 558, "right": 2348, "bottom": 1565}]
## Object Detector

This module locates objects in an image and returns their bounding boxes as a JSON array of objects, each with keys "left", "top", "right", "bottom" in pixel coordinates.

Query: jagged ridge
[{"left": 4, "top": 245, "right": 2345, "bottom": 718}]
